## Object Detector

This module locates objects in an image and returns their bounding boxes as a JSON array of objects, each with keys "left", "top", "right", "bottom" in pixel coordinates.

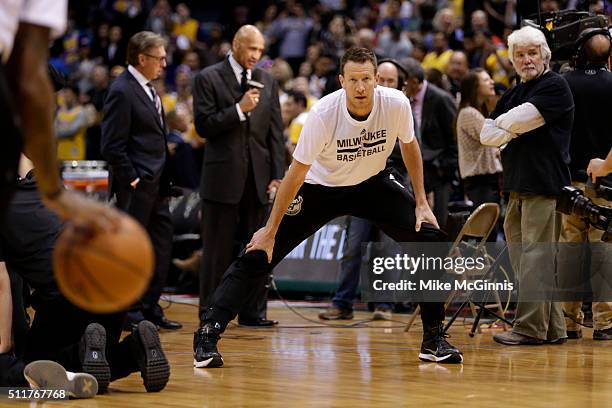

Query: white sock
[{"left": 66, "top": 371, "right": 76, "bottom": 381}]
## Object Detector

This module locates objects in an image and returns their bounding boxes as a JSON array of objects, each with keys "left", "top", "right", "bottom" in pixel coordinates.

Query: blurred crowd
[{"left": 50, "top": 0, "right": 608, "bottom": 190}]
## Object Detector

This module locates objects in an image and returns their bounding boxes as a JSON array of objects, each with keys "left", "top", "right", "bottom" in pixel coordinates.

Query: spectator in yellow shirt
[
  {"left": 173, "top": 3, "right": 199, "bottom": 43},
  {"left": 55, "top": 85, "right": 92, "bottom": 161},
  {"left": 292, "top": 76, "right": 318, "bottom": 111},
  {"left": 485, "top": 46, "right": 512, "bottom": 88},
  {"left": 421, "top": 31, "right": 454, "bottom": 72},
  {"left": 281, "top": 91, "right": 308, "bottom": 155}
]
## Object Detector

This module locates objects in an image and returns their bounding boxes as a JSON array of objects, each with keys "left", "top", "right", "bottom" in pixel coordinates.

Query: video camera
[
  {"left": 522, "top": 10, "right": 609, "bottom": 62},
  {"left": 556, "top": 180, "right": 612, "bottom": 242}
]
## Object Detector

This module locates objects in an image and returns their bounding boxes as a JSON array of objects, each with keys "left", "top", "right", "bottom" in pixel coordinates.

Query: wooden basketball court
[{"left": 43, "top": 301, "right": 612, "bottom": 408}]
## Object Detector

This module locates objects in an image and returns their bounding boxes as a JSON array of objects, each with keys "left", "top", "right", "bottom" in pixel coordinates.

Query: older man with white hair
[{"left": 481, "top": 26, "right": 574, "bottom": 345}]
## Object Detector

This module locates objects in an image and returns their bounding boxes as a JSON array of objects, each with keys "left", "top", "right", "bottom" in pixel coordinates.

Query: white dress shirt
[
  {"left": 228, "top": 52, "right": 250, "bottom": 122},
  {"left": 128, "top": 65, "right": 155, "bottom": 102}
]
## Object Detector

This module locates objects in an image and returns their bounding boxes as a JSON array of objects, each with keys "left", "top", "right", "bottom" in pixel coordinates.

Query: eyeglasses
[{"left": 143, "top": 53, "right": 167, "bottom": 64}]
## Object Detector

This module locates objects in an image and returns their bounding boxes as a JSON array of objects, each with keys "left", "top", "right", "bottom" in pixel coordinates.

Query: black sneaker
[
  {"left": 594, "top": 327, "right": 612, "bottom": 340},
  {"left": 80, "top": 323, "right": 110, "bottom": 393},
  {"left": 193, "top": 322, "right": 224, "bottom": 368},
  {"left": 131, "top": 320, "right": 170, "bottom": 392},
  {"left": 419, "top": 325, "right": 464, "bottom": 364}
]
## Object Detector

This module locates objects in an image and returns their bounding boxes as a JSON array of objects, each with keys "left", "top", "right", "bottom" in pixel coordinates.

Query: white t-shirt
[
  {"left": 293, "top": 85, "right": 414, "bottom": 186},
  {"left": 0, "top": 0, "right": 67, "bottom": 61}
]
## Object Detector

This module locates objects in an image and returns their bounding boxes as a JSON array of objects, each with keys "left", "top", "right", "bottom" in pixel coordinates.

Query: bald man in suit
[{"left": 193, "top": 25, "right": 285, "bottom": 326}]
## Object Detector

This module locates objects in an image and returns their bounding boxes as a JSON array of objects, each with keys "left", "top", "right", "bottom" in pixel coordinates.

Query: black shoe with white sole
[
  {"left": 80, "top": 323, "right": 110, "bottom": 393},
  {"left": 193, "top": 322, "right": 224, "bottom": 368},
  {"left": 419, "top": 325, "right": 464, "bottom": 364},
  {"left": 24, "top": 360, "right": 98, "bottom": 399},
  {"left": 131, "top": 320, "right": 170, "bottom": 392}
]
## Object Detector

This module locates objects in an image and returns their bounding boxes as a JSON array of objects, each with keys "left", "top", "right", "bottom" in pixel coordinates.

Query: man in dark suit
[
  {"left": 193, "top": 25, "right": 285, "bottom": 326},
  {"left": 402, "top": 57, "right": 458, "bottom": 228},
  {"left": 101, "top": 31, "right": 181, "bottom": 330}
]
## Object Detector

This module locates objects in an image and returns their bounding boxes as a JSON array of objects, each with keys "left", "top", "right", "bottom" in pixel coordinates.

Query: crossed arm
[{"left": 480, "top": 102, "right": 545, "bottom": 147}]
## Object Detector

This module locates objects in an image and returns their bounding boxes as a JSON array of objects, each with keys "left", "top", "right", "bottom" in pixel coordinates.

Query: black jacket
[
  {"left": 420, "top": 82, "right": 458, "bottom": 176},
  {"left": 193, "top": 58, "right": 285, "bottom": 205},
  {"left": 563, "top": 67, "right": 612, "bottom": 183},
  {"left": 101, "top": 69, "right": 170, "bottom": 198}
]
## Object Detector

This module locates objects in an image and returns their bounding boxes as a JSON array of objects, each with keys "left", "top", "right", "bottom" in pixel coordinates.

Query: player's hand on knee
[
  {"left": 415, "top": 204, "right": 439, "bottom": 232},
  {"left": 246, "top": 226, "right": 275, "bottom": 263}
]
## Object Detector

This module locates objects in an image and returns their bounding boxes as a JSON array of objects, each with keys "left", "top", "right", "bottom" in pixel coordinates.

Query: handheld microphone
[
  {"left": 247, "top": 80, "right": 265, "bottom": 90},
  {"left": 247, "top": 70, "right": 265, "bottom": 90}
]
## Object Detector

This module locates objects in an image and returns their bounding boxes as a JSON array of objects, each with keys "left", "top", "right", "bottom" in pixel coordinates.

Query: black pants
[
  {"left": 115, "top": 180, "right": 173, "bottom": 322},
  {"left": 463, "top": 173, "right": 502, "bottom": 242},
  {"left": 204, "top": 169, "right": 447, "bottom": 331},
  {"left": 0, "top": 60, "right": 22, "bottom": 214},
  {"left": 424, "top": 162, "right": 452, "bottom": 229},
  {"left": 24, "top": 298, "right": 138, "bottom": 381},
  {"left": 199, "top": 167, "right": 268, "bottom": 322},
  {"left": 0, "top": 181, "right": 139, "bottom": 386},
  {"left": 0, "top": 299, "right": 140, "bottom": 386}
]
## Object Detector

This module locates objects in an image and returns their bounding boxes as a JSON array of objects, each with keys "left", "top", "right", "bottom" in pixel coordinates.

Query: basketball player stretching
[{"left": 193, "top": 47, "right": 464, "bottom": 367}]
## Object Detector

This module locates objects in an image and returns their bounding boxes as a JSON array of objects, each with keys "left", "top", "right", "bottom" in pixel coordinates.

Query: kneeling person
[{"left": 194, "top": 47, "right": 463, "bottom": 366}]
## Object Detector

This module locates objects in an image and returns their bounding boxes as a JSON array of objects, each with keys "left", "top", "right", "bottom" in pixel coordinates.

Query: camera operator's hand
[
  {"left": 239, "top": 89, "right": 261, "bottom": 113},
  {"left": 587, "top": 150, "right": 612, "bottom": 182}
]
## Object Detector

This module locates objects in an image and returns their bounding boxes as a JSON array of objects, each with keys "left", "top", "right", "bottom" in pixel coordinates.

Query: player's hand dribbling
[
  {"left": 44, "top": 190, "right": 121, "bottom": 235},
  {"left": 415, "top": 203, "right": 438, "bottom": 232},
  {"left": 246, "top": 226, "right": 275, "bottom": 263}
]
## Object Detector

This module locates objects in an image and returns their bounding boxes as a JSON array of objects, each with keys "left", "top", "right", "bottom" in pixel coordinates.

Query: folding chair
[{"left": 404, "top": 203, "right": 510, "bottom": 333}]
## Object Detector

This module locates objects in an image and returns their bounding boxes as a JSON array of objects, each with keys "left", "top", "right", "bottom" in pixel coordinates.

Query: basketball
[{"left": 53, "top": 212, "right": 154, "bottom": 314}]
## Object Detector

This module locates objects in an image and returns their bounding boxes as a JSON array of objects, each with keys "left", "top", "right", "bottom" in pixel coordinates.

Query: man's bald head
[
  {"left": 233, "top": 25, "right": 263, "bottom": 44},
  {"left": 584, "top": 34, "right": 612, "bottom": 65},
  {"left": 377, "top": 61, "right": 400, "bottom": 89},
  {"left": 232, "top": 25, "right": 265, "bottom": 70}
]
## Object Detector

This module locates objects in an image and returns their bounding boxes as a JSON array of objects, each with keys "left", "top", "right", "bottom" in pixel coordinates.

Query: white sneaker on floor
[
  {"left": 23, "top": 360, "right": 98, "bottom": 399},
  {"left": 372, "top": 308, "right": 392, "bottom": 321}
]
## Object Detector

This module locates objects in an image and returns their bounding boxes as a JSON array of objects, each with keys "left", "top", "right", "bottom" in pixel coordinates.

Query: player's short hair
[
  {"left": 340, "top": 47, "right": 377, "bottom": 76},
  {"left": 127, "top": 31, "right": 166, "bottom": 67}
]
